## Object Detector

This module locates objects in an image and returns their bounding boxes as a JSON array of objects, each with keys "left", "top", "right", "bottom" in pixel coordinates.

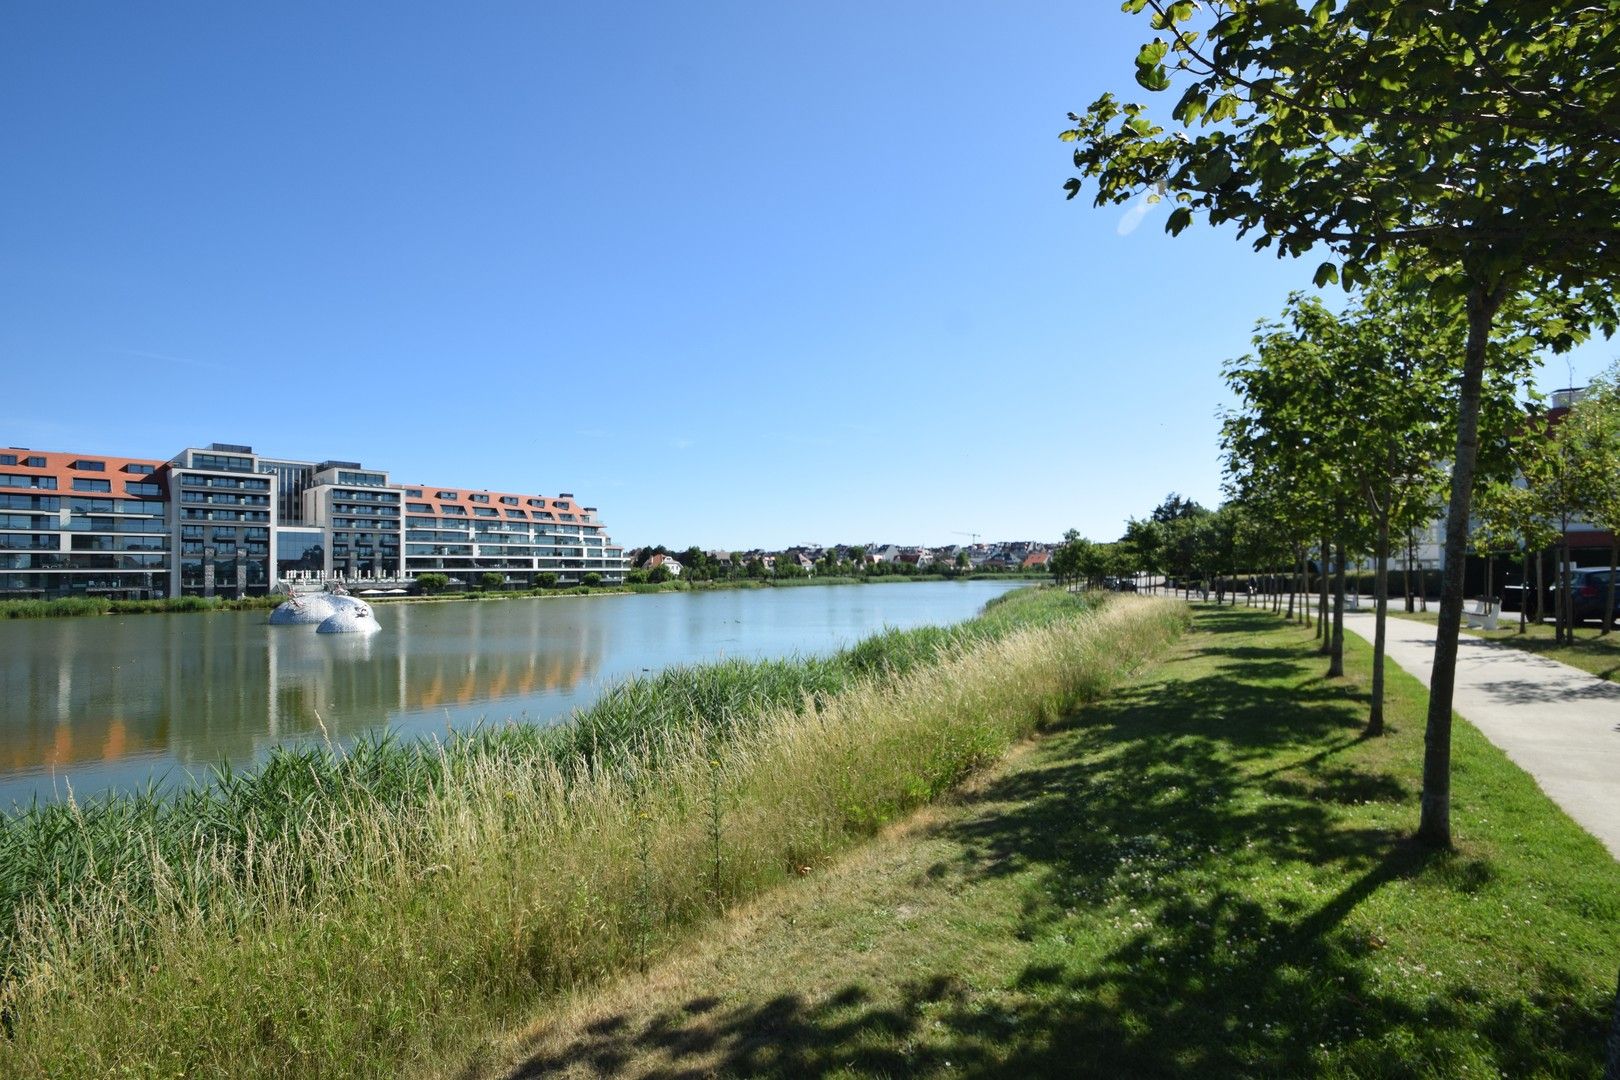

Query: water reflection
[{"left": 0, "top": 581, "right": 1024, "bottom": 804}]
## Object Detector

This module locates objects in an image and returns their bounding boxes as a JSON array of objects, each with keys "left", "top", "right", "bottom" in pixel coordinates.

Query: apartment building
[{"left": 0, "top": 442, "right": 627, "bottom": 598}]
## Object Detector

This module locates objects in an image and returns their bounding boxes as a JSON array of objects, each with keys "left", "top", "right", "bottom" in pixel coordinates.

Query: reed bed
[
  {"left": 0, "top": 594, "right": 279, "bottom": 619},
  {"left": 0, "top": 590, "right": 1185, "bottom": 1078}
]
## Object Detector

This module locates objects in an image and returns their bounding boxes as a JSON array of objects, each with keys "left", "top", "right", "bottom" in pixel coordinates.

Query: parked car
[{"left": 1544, "top": 568, "right": 1620, "bottom": 623}]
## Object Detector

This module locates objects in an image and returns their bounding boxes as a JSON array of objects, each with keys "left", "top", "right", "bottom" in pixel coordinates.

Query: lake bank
[
  {"left": 0, "top": 590, "right": 1186, "bottom": 1078},
  {"left": 0, "top": 570, "right": 1048, "bottom": 621},
  {"left": 0, "top": 579, "right": 1031, "bottom": 805},
  {"left": 481, "top": 603, "right": 1620, "bottom": 1078}
]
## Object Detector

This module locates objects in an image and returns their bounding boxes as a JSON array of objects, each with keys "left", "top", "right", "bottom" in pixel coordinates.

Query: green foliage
[
  {"left": 581, "top": 572, "right": 602, "bottom": 588},
  {"left": 1063, "top": 0, "right": 1620, "bottom": 325},
  {"left": 533, "top": 571, "right": 559, "bottom": 590},
  {"left": 479, "top": 572, "right": 506, "bottom": 591},
  {"left": 415, "top": 572, "right": 451, "bottom": 595},
  {"left": 0, "top": 594, "right": 280, "bottom": 620}
]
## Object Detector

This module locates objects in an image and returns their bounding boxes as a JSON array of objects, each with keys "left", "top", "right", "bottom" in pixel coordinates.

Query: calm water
[{"left": 0, "top": 580, "right": 1027, "bottom": 804}]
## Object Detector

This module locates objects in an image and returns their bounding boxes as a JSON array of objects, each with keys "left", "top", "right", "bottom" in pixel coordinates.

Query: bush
[
  {"left": 582, "top": 572, "right": 602, "bottom": 587},
  {"left": 416, "top": 573, "right": 451, "bottom": 595},
  {"left": 533, "top": 572, "right": 559, "bottom": 590},
  {"left": 479, "top": 572, "right": 506, "bottom": 591}
]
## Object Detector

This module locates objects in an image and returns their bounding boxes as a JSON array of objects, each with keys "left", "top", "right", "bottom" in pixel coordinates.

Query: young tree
[
  {"left": 1064, "top": 0, "right": 1619, "bottom": 847},
  {"left": 1558, "top": 379, "right": 1620, "bottom": 634}
]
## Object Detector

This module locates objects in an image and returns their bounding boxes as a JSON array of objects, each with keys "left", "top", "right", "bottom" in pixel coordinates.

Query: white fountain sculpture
[
  {"left": 268, "top": 592, "right": 339, "bottom": 625},
  {"left": 316, "top": 604, "right": 381, "bottom": 634}
]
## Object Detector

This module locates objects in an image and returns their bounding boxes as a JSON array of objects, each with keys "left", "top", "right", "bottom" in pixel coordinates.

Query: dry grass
[{"left": 0, "top": 594, "right": 1185, "bottom": 1078}]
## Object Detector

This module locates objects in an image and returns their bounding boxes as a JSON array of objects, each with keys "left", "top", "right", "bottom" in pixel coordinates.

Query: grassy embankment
[
  {"left": 0, "top": 588, "right": 1184, "bottom": 1077},
  {"left": 0, "top": 593, "right": 281, "bottom": 619},
  {"left": 484, "top": 604, "right": 1620, "bottom": 1079},
  {"left": 1388, "top": 604, "right": 1620, "bottom": 683}
]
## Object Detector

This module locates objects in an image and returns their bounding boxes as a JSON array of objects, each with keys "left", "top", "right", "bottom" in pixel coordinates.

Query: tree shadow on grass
[{"left": 500, "top": 613, "right": 1608, "bottom": 1078}]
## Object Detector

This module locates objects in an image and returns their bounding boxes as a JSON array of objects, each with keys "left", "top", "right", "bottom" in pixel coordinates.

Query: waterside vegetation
[
  {"left": 0, "top": 588, "right": 1186, "bottom": 1077},
  {"left": 487, "top": 604, "right": 1620, "bottom": 1078}
]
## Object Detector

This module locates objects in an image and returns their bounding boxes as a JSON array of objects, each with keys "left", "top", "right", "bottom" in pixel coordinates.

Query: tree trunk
[
  {"left": 1419, "top": 277, "right": 1505, "bottom": 851},
  {"left": 1318, "top": 536, "right": 1331, "bottom": 648},
  {"left": 1369, "top": 510, "right": 1390, "bottom": 735},
  {"left": 1520, "top": 550, "right": 1529, "bottom": 635},
  {"left": 1330, "top": 540, "right": 1346, "bottom": 678},
  {"left": 1404, "top": 530, "right": 1415, "bottom": 613},
  {"left": 1606, "top": 542, "right": 1617, "bottom": 636},
  {"left": 1558, "top": 539, "right": 1571, "bottom": 645},
  {"left": 1535, "top": 546, "right": 1546, "bottom": 627}
]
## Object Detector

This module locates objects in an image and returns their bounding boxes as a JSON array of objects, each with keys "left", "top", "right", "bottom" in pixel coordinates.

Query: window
[
  {"left": 122, "top": 463, "right": 155, "bottom": 475},
  {"left": 405, "top": 488, "right": 422, "bottom": 498},
  {"left": 499, "top": 496, "right": 518, "bottom": 505},
  {"left": 470, "top": 493, "right": 489, "bottom": 503},
  {"left": 0, "top": 455, "right": 14, "bottom": 466},
  {"left": 0, "top": 474, "right": 56, "bottom": 489},
  {"left": 124, "top": 482, "right": 162, "bottom": 496},
  {"left": 70, "top": 460, "right": 106, "bottom": 471},
  {"left": 436, "top": 491, "right": 457, "bottom": 500},
  {"left": 474, "top": 507, "right": 498, "bottom": 518},
  {"left": 527, "top": 498, "right": 543, "bottom": 507},
  {"left": 505, "top": 508, "right": 528, "bottom": 519},
  {"left": 24, "top": 457, "right": 45, "bottom": 468},
  {"left": 407, "top": 502, "right": 432, "bottom": 513}
]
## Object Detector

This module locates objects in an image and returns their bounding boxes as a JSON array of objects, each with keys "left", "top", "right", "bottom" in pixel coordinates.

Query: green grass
[
  {"left": 0, "top": 587, "right": 1186, "bottom": 1078},
  {"left": 0, "top": 594, "right": 282, "bottom": 619},
  {"left": 490, "top": 604, "right": 1620, "bottom": 1079},
  {"left": 1387, "top": 605, "right": 1620, "bottom": 683}
]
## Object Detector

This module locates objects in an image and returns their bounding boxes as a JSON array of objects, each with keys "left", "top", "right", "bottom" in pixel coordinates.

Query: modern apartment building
[{"left": 0, "top": 442, "right": 627, "bottom": 598}]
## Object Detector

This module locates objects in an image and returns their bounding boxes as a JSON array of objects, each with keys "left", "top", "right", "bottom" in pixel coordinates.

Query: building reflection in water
[{"left": 0, "top": 602, "right": 605, "bottom": 804}]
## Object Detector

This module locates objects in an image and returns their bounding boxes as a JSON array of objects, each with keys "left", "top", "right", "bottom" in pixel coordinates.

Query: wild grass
[
  {"left": 0, "top": 594, "right": 280, "bottom": 619},
  {"left": 493, "top": 604, "right": 1620, "bottom": 1079},
  {"left": 0, "top": 589, "right": 1185, "bottom": 1078}
]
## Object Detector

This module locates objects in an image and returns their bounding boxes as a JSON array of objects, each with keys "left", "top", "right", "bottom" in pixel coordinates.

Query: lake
[{"left": 0, "top": 580, "right": 1028, "bottom": 804}]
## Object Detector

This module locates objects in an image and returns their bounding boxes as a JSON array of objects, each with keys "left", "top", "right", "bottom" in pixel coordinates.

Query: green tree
[
  {"left": 479, "top": 572, "right": 506, "bottom": 591},
  {"left": 1064, "top": 0, "right": 1620, "bottom": 847},
  {"left": 415, "top": 572, "right": 450, "bottom": 595},
  {"left": 533, "top": 571, "right": 560, "bottom": 590},
  {"left": 581, "top": 572, "right": 602, "bottom": 588}
]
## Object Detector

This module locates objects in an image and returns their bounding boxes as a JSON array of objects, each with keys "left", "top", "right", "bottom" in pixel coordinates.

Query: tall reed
[{"left": 0, "top": 591, "right": 1185, "bottom": 1078}]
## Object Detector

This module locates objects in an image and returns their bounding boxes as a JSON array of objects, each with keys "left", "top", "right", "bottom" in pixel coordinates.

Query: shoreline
[{"left": 0, "top": 570, "right": 1049, "bottom": 621}]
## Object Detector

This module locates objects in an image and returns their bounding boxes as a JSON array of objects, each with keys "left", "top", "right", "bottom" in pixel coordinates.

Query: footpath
[{"left": 1341, "top": 610, "right": 1620, "bottom": 860}]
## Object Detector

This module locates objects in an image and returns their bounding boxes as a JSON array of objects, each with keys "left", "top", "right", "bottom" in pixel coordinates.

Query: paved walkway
[{"left": 1341, "top": 611, "right": 1620, "bottom": 859}]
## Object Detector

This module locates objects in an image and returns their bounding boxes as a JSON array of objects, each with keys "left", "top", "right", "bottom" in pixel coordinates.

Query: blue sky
[{"left": 3, "top": 3, "right": 1612, "bottom": 550}]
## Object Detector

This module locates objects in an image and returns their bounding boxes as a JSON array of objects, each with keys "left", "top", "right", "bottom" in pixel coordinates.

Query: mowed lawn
[{"left": 474, "top": 605, "right": 1620, "bottom": 1079}]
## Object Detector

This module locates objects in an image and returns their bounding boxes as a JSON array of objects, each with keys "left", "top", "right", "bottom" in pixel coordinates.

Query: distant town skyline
[{"left": 4, "top": 4, "right": 1613, "bottom": 550}]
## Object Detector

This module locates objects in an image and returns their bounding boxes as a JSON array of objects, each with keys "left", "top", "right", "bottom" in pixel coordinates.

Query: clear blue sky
[{"left": 3, "top": 3, "right": 1612, "bottom": 550}]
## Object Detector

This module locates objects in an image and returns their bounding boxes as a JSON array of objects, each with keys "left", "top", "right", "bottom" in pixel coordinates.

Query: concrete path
[{"left": 1341, "top": 611, "right": 1620, "bottom": 859}]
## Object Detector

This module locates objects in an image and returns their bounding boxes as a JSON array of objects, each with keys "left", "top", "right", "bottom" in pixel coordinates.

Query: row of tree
[
  {"left": 625, "top": 544, "right": 984, "bottom": 584},
  {"left": 1062, "top": 5, "right": 1620, "bottom": 1057},
  {"left": 1062, "top": 0, "right": 1620, "bottom": 858}
]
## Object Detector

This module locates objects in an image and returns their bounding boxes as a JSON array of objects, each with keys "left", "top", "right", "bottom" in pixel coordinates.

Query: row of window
[
  {"left": 0, "top": 553, "right": 169, "bottom": 570},
  {"left": 0, "top": 457, "right": 156, "bottom": 474},
  {"left": 188, "top": 453, "right": 254, "bottom": 473},
  {"left": 66, "top": 497, "right": 164, "bottom": 515},
  {"left": 0, "top": 474, "right": 56, "bottom": 490}
]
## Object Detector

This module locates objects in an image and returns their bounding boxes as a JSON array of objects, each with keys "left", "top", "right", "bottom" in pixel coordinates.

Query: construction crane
[{"left": 951, "top": 531, "right": 981, "bottom": 545}]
